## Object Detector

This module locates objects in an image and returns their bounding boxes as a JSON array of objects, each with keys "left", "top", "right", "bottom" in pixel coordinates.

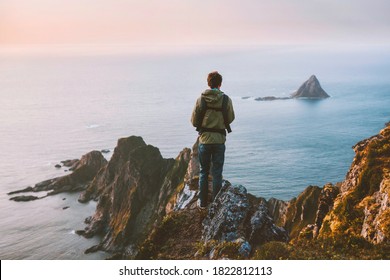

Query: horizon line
[{"left": 1, "top": 42, "right": 389, "bottom": 56}]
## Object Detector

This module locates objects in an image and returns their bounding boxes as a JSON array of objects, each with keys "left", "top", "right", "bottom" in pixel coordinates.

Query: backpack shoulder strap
[
  {"left": 195, "top": 97, "right": 208, "bottom": 132},
  {"left": 222, "top": 94, "right": 232, "bottom": 133}
]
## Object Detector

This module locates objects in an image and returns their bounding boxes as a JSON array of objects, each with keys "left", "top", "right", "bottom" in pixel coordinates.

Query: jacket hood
[{"left": 201, "top": 89, "right": 224, "bottom": 104}]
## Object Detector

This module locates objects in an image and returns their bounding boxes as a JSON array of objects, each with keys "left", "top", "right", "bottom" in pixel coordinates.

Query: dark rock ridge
[
  {"left": 8, "top": 123, "right": 390, "bottom": 259},
  {"left": 76, "top": 136, "right": 191, "bottom": 257},
  {"left": 8, "top": 151, "right": 107, "bottom": 200},
  {"left": 76, "top": 136, "right": 289, "bottom": 259},
  {"left": 291, "top": 75, "right": 330, "bottom": 99}
]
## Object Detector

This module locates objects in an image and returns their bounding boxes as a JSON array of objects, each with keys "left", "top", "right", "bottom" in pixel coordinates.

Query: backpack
[{"left": 195, "top": 94, "right": 232, "bottom": 136}]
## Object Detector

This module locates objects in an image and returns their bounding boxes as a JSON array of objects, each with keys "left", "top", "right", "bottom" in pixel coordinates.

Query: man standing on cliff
[{"left": 191, "top": 71, "right": 235, "bottom": 209}]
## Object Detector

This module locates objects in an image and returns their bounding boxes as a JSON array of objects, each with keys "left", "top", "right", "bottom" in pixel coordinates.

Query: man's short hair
[{"left": 207, "top": 71, "right": 222, "bottom": 88}]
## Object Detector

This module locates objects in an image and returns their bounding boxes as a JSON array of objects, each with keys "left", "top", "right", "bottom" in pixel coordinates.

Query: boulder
[
  {"left": 249, "top": 202, "right": 288, "bottom": 244},
  {"left": 201, "top": 183, "right": 288, "bottom": 259},
  {"left": 202, "top": 184, "right": 250, "bottom": 243}
]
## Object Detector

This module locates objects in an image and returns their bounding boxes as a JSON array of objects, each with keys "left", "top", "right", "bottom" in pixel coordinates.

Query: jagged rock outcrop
[
  {"left": 78, "top": 137, "right": 149, "bottom": 203},
  {"left": 184, "top": 139, "right": 200, "bottom": 186},
  {"left": 267, "top": 197, "right": 289, "bottom": 223},
  {"left": 8, "top": 151, "right": 107, "bottom": 200},
  {"left": 313, "top": 184, "right": 340, "bottom": 235},
  {"left": 271, "top": 185, "right": 322, "bottom": 238},
  {"left": 7, "top": 122, "right": 389, "bottom": 259},
  {"left": 135, "top": 181, "right": 290, "bottom": 260},
  {"left": 77, "top": 123, "right": 389, "bottom": 258},
  {"left": 166, "top": 138, "right": 202, "bottom": 212},
  {"left": 296, "top": 183, "right": 340, "bottom": 239},
  {"left": 249, "top": 200, "right": 289, "bottom": 245},
  {"left": 319, "top": 124, "right": 390, "bottom": 243},
  {"left": 291, "top": 184, "right": 338, "bottom": 238},
  {"left": 198, "top": 183, "right": 288, "bottom": 259},
  {"left": 291, "top": 75, "right": 330, "bottom": 99},
  {"left": 76, "top": 135, "right": 288, "bottom": 259},
  {"left": 77, "top": 136, "right": 190, "bottom": 257},
  {"left": 202, "top": 183, "right": 251, "bottom": 243},
  {"left": 266, "top": 183, "right": 340, "bottom": 241}
]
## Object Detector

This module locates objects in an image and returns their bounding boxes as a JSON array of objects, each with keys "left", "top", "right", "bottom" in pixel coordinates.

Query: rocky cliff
[
  {"left": 319, "top": 124, "right": 390, "bottom": 243},
  {"left": 8, "top": 123, "right": 390, "bottom": 259},
  {"left": 267, "top": 124, "right": 389, "bottom": 246},
  {"left": 76, "top": 136, "right": 191, "bottom": 256},
  {"left": 86, "top": 123, "right": 389, "bottom": 259},
  {"left": 74, "top": 136, "right": 288, "bottom": 259}
]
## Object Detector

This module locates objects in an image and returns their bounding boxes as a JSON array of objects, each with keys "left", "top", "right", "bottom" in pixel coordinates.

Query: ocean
[{"left": 0, "top": 45, "right": 389, "bottom": 259}]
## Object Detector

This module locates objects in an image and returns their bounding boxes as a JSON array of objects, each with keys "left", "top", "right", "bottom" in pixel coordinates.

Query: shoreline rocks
[
  {"left": 10, "top": 195, "right": 40, "bottom": 202},
  {"left": 8, "top": 151, "right": 107, "bottom": 200}
]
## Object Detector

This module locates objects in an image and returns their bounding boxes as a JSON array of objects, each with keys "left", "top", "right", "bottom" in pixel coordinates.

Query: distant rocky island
[
  {"left": 8, "top": 123, "right": 390, "bottom": 260},
  {"left": 245, "top": 75, "right": 330, "bottom": 101},
  {"left": 291, "top": 75, "right": 330, "bottom": 99}
]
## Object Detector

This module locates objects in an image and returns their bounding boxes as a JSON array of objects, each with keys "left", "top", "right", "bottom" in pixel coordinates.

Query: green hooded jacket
[{"left": 191, "top": 89, "right": 235, "bottom": 144}]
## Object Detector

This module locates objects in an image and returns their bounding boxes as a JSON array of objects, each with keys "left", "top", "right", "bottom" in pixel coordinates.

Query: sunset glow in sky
[{"left": 1, "top": 0, "right": 389, "bottom": 49}]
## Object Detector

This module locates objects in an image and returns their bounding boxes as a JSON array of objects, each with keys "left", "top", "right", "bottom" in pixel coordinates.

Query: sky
[{"left": 1, "top": 0, "right": 389, "bottom": 49}]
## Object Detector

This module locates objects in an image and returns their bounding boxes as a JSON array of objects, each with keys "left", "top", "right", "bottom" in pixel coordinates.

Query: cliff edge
[
  {"left": 319, "top": 124, "right": 390, "bottom": 243},
  {"left": 76, "top": 136, "right": 191, "bottom": 256},
  {"left": 8, "top": 123, "right": 390, "bottom": 259},
  {"left": 81, "top": 123, "right": 389, "bottom": 259}
]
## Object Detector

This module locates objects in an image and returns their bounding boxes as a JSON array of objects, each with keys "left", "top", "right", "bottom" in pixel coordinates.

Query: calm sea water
[{"left": 0, "top": 45, "right": 389, "bottom": 259}]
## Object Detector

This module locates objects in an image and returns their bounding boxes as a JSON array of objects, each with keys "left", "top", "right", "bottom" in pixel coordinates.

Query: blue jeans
[{"left": 198, "top": 143, "right": 225, "bottom": 206}]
